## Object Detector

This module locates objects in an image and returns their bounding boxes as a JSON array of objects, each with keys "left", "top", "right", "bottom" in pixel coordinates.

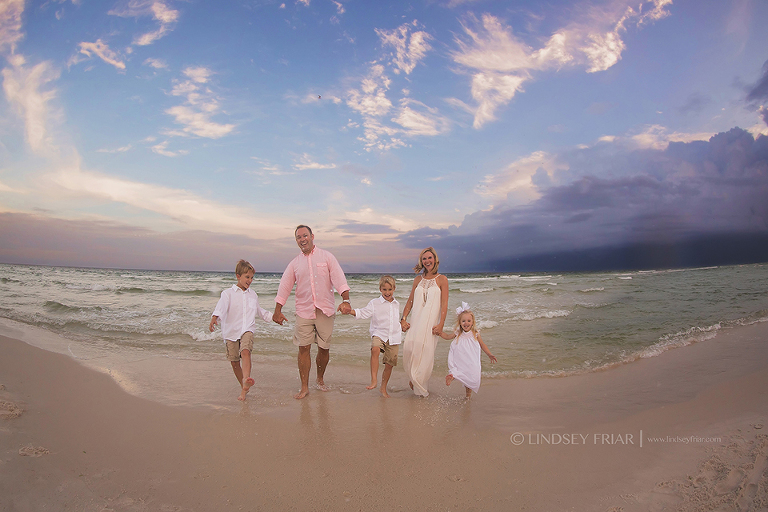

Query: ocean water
[{"left": 1, "top": 263, "right": 767, "bottom": 406}]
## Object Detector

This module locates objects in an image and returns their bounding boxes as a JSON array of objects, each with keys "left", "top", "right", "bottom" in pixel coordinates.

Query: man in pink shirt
[{"left": 273, "top": 225, "right": 352, "bottom": 399}]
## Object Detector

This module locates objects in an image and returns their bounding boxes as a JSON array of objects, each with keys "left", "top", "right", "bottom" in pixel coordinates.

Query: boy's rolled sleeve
[
  {"left": 212, "top": 291, "right": 229, "bottom": 321},
  {"left": 257, "top": 303, "right": 272, "bottom": 323},
  {"left": 353, "top": 299, "right": 376, "bottom": 320}
]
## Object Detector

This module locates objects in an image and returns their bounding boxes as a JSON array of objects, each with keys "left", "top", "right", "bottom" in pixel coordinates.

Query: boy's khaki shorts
[
  {"left": 293, "top": 309, "right": 334, "bottom": 350},
  {"left": 372, "top": 335, "right": 399, "bottom": 366},
  {"left": 226, "top": 331, "right": 254, "bottom": 362}
]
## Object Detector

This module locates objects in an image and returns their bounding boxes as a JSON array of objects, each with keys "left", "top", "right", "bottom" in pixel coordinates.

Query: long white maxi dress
[
  {"left": 403, "top": 276, "right": 442, "bottom": 397},
  {"left": 447, "top": 330, "right": 482, "bottom": 393}
]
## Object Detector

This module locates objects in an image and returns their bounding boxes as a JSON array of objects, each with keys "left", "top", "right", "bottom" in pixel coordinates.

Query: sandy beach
[{"left": 1, "top": 321, "right": 767, "bottom": 511}]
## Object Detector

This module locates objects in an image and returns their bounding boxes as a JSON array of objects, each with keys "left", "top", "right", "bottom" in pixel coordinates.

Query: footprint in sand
[
  {"left": 18, "top": 445, "right": 50, "bottom": 457},
  {"left": 0, "top": 400, "right": 22, "bottom": 419}
]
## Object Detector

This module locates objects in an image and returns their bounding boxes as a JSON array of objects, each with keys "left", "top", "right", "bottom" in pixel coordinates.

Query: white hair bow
[{"left": 456, "top": 302, "right": 470, "bottom": 315}]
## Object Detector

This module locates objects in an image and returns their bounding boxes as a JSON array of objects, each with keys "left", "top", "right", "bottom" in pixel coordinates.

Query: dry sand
[{"left": 1, "top": 321, "right": 767, "bottom": 511}]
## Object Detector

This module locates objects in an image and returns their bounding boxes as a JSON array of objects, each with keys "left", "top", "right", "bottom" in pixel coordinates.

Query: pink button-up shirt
[{"left": 275, "top": 246, "right": 350, "bottom": 319}]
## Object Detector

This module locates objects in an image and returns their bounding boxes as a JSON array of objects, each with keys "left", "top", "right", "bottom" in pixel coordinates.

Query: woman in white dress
[{"left": 399, "top": 247, "right": 449, "bottom": 397}]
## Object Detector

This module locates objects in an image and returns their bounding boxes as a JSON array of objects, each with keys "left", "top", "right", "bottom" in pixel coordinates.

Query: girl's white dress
[
  {"left": 403, "top": 276, "right": 442, "bottom": 397},
  {"left": 448, "top": 330, "right": 482, "bottom": 393}
]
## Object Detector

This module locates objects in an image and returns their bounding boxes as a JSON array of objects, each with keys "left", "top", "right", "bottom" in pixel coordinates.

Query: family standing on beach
[{"left": 209, "top": 225, "right": 496, "bottom": 401}]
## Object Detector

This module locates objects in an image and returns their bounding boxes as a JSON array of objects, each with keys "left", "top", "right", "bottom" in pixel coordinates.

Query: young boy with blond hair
[
  {"left": 209, "top": 259, "right": 272, "bottom": 401},
  {"left": 346, "top": 275, "right": 401, "bottom": 398}
]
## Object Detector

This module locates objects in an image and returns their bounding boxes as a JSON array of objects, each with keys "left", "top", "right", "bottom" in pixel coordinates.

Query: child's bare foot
[
  {"left": 238, "top": 388, "right": 248, "bottom": 401},
  {"left": 465, "top": 386, "right": 472, "bottom": 399},
  {"left": 380, "top": 386, "right": 390, "bottom": 398},
  {"left": 243, "top": 377, "right": 254, "bottom": 391},
  {"left": 294, "top": 388, "right": 309, "bottom": 399},
  {"left": 446, "top": 374, "right": 454, "bottom": 386},
  {"left": 366, "top": 380, "right": 377, "bottom": 390},
  {"left": 315, "top": 379, "right": 329, "bottom": 392}
]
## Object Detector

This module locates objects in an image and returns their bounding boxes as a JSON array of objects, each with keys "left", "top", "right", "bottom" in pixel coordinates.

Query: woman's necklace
[{"left": 421, "top": 273, "right": 437, "bottom": 302}]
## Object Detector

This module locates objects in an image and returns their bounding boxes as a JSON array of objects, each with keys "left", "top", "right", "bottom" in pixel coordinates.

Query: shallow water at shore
[{"left": 1, "top": 263, "right": 767, "bottom": 407}]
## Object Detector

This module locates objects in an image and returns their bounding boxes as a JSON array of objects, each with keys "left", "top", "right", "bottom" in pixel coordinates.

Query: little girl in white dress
[{"left": 438, "top": 302, "right": 497, "bottom": 399}]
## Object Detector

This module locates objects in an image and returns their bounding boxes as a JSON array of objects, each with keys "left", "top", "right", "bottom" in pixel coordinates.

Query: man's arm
[
  {"left": 327, "top": 252, "right": 351, "bottom": 314},
  {"left": 273, "top": 263, "right": 295, "bottom": 325}
]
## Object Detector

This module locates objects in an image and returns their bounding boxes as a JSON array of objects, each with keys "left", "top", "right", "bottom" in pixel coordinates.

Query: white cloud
[
  {"left": 451, "top": 2, "right": 672, "bottom": 128},
  {"left": 48, "top": 166, "right": 288, "bottom": 236},
  {"left": 109, "top": 0, "right": 179, "bottom": 46},
  {"left": 475, "top": 150, "right": 556, "bottom": 203},
  {"left": 393, "top": 98, "right": 450, "bottom": 136},
  {"left": 347, "top": 64, "right": 392, "bottom": 117},
  {"left": 144, "top": 58, "right": 168, "bottom": 69},
  {"left": 75, "top": 40, "right": 126, "bottom": 70},
  {"left": 627, "top": 125, "right": 715, "bottom": 150},
  {"left": 0, "top": 0, "right": 24, "bottom": 55},
  {"left": 346, "top": 61, "right": 448, "bottom": 150},
  {"left": 2, "top": 55, "right": 60, "bottom": 153},
  {"left": 97, "top": 144, "right": 133, "bottom": 153},
  {"left": 293, "top": 153, "right": 337, "bottom": 171},
  {"left": 469, "top": 72, "right": 526, "bottom": 128},
  {"left": 376, "top": 21, "right": 432, "bottom": 75},
  {"left": 332, "top": 1, "right": 345, "bottom": 14},
  {"left": 296, "top": 0, "right": 310, "bottom": 6},
  {"left": 165, "top": 67, "right": 235, "bottom": 139},
  {"left": 151, "top": 140, "right": 188, "bottom": 157}
]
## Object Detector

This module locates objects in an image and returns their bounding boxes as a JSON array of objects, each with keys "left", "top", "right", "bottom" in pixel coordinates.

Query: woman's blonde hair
[
  {"left": 454, "top": 310, "right": 478, "bottom": 337},
  {"left": 413, "top": 247, "right": 440, "bottom": 275}
]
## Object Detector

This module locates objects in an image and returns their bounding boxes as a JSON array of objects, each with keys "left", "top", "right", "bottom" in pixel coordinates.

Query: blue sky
[{"left": 1, "top": 0, "right": 767, "bottom": 272}]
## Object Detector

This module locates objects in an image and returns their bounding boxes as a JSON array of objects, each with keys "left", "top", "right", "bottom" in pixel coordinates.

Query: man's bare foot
[
  {"left": 366, "top": 380, "right": 377, "bottom": 390},
  {"left": 446, "top": 374, "right": 454, "bottom": 386},
  {"left": 243, "top": 377, "right": 254, "bottom": 391},
  {"left": 238, "top": 388, "right": 248, "bottom": 401},
  {"left": 316, "top": 380, "right": 329, "bottom": 392},
  {"left": 294, "top": 388, "right": 309, "bottom": 399},
  {"left": 380, "top": 386, "right": 390, "bottom": 398}
]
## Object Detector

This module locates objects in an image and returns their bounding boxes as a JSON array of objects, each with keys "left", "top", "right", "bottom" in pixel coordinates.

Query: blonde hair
[
  {"left": 455, "top": 310, "right": 478, "bottom": 337},
  {"left": 379, "top": 275, "right": 396, "bottom": 290},
  {"left": 235, "top": 259, "right": 255, "bottom": 276},
  {"left": 413, "top": 247, "right": 440, "bottom": 275}
]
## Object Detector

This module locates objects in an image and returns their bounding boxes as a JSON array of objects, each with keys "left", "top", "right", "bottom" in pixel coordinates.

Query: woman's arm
[
  {"left": 399, "top": 276, "right": 421, "bottom": 332},
  {"left": 432, "top": 275, "right": 449, "bottom": 335}
]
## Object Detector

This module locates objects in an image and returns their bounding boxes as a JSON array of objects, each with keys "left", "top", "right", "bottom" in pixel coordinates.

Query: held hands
[
  {"left": 431, "top": 323, "right": 444, "bottom": 336},
  {"left": 337, "top": 301, "right": 352, "bottom": 315},
  {"left": 272, "top": 311, "right": 288, "bottom": 326},
  {"left": 400, "top": 319, "right": 410, "bottom": 332}
]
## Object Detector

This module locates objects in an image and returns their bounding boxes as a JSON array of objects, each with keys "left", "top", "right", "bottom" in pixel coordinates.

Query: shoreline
[{"left": 2, "top": 322, "right": 768, "bottom": 510}]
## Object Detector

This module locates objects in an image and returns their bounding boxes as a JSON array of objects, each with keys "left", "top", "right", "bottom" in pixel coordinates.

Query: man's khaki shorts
[
  {"left": 372, "top": 335, "right": 399, "bottom": 366},
  {"left": 225, "top": 331, "right": 254, "bottom": 362},
  {"left": 293, "top": 309, "right": 334, "bottom": 350}
]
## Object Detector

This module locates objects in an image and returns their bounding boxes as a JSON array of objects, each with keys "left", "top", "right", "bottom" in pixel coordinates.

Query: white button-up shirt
[
  {"left": 212, "top": 285, "right": 272, "bottom": 342},
  {"left": 353, "top": 296, "right": 402, "bottom": 345}
]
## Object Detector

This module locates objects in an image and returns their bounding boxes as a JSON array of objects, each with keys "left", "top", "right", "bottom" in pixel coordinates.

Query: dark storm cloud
[
  {"left": 399, "top": 128, "right": 768, "bottom": 271},
  {"left": 746, "top": 59, "right": 768, "bottom": 102}
]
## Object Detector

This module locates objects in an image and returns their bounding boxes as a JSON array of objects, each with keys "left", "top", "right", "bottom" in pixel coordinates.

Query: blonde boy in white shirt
[
  {"left": 209, "top": 260, "right": 272, "bottom": 401},
  {"left": 347, "top": 275, "right": 401, "bottom": 398}
]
